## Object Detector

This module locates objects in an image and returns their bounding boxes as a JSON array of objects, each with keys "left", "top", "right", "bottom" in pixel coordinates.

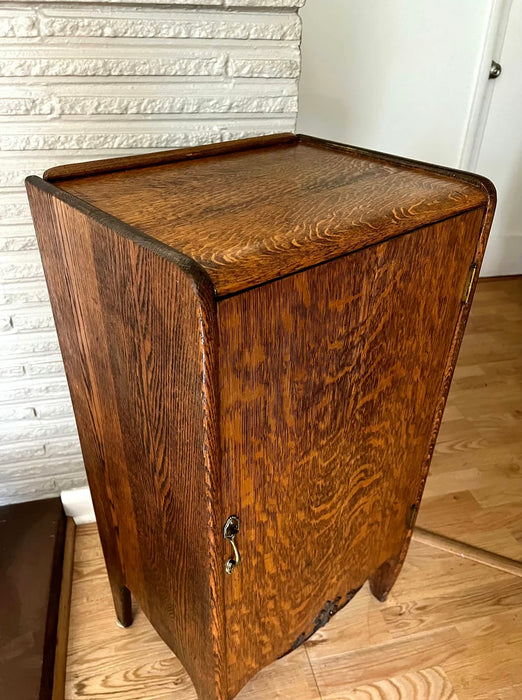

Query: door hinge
[{"left": 462, "top": 263, "right": 477, "bottom": 304}]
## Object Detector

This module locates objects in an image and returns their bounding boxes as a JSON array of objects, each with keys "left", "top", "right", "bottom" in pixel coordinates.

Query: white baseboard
[{"left": 61, "top": 486, "right": 96, "bottom": 525}]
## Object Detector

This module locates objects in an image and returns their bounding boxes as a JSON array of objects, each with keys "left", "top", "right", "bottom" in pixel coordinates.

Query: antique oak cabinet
[{"left": 26, "top": 134, "right": 495, "bottom": 700}]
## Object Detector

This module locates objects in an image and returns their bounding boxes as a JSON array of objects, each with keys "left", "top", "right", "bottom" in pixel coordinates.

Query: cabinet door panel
[{"left": 218, "top": 208, "right": 483, "bottom": 697}]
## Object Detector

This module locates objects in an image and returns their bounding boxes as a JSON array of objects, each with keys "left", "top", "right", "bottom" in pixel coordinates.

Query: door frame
[{"left": 459, "top": 0, "right": 513, "bottom": 170}]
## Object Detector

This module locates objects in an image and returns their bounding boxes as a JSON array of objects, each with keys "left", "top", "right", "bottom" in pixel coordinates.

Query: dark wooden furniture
[
  {"left": 26, "top": 134, "right": 495, "bottom": 700},
  {"left": 0, "top": 498, "right": 66, "bottom": 700}
]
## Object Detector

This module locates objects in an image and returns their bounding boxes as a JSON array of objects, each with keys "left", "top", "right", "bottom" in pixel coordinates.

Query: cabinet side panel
[
  {"left": 219, "top": 209, "right": 485, "bottom": 696},
  {"left": 26, "top": 181, "right": 225, "bottom": 700}
]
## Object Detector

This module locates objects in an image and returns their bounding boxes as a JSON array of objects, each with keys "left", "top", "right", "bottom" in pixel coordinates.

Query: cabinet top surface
[{"left": 46, "top": 134, "right": 489, "bottom": 296}]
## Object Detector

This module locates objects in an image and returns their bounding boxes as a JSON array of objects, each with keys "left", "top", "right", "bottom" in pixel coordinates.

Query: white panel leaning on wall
[{"left": 0, "top": 0, "right": 305, "bottom": 506}]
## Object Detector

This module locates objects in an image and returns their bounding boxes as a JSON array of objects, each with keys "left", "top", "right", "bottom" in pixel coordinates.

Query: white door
[{"left": 476, "top": 0, "right": 522, "bottom": 276}]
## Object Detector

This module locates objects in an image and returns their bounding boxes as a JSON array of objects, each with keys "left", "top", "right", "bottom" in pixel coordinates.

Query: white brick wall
[{"left": 0, "top": 0, "right": 303, "bottom": 505}]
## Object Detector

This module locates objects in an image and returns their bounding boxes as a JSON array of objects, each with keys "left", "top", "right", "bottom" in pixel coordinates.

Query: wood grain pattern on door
[{"left": 218, "top": 210, "right": 484, "bottom": 697}]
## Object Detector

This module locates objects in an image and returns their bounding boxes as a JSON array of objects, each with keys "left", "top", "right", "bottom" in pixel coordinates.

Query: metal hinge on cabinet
[{"left": 462, "top": 263, "right": 477, "bottom": 304}]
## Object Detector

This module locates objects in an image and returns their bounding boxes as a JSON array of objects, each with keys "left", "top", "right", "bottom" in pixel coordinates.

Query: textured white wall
[{"left": 0, "top": 0, "right": 303, "bottom": 505}]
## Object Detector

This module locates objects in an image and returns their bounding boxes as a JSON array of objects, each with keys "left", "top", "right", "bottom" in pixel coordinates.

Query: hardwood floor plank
[
  {"left": 445, "top": 610, "right": 522, "bottom": 698},
  {"left": 382, "top": 575, "right": 522, "bottom": 638},
  {"left": 234, "top": 647, "right": 321, "bottom": 700},
  {"left": 341, "top": 666, "right": 459, "bottom": 700},
  {"left": 65, "top": 525, "right": 320, "bottom": 700},
  {"left": 308, "top": 540, "right": 522, "bottom": 698},
  {"left": 300, "top": 587, "right": 391, "bottom": 658},
  {"left": 309, "top": 626, "right": 466, "bottom": 697},
  {"left": 417, "top": 279, "right": 522, "bottom": 560}
]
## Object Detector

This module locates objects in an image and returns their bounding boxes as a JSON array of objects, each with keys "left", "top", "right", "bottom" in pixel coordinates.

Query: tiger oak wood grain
[
  {"left": 52, "top": 134, "right": 490, "bottom": 297},
  {"left": 218, "top": 210, "right": 484, "bottom": 697},
  {"left": 26, "top": 134, "right": 495, "bottom": 700},
  {"left": 25, "top": 180, "right": 225, "bottom": 700},
  {"left": 62, "top": 279, "right": 522, "bottom": 700}
]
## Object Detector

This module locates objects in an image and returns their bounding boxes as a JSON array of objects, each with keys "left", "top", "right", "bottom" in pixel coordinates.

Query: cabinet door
[{"left": 218, "top": 208, "right": 483, "bottom": 697}]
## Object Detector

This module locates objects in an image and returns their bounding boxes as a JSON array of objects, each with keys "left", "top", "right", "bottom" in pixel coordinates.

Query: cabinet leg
[
  {"left": 86, "top": 481, "right": 134, "bottom": 627},
  {"left": 370, "top": 529, "right": 414, "bottom": 602},
  {"left": 369, "top": 555, "right": 400, "bottom": 602},
  {"left": 109, "top": 579, "right": 133, "bottom": 628}
]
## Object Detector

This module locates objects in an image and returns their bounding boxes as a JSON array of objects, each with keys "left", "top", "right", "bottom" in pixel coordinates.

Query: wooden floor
[
  {"left": 417, "top": 278, "right": 522, "bottom": 562},
  {"left": 65, "top": 278, "right": 522, "bottom": 700}
]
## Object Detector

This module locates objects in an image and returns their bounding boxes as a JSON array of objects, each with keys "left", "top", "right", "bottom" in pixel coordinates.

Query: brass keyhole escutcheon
[{"left": 223, "top": 515, "right": 240, "bottom": 575}]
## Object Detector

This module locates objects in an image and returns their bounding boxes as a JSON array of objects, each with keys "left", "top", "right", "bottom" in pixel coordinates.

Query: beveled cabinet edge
[
  {"left": 297, "top": 134, "right": 497, "bottom": 204},
  {"left": 26, "top": 175, "right": 218, "bottom": 296},
  {"left": 25, "top": 175, "right": 228, "bottom": 700},
  {"left": 43, "top": 132, "right": 496, "bottom": 211},
  {"left": 41, "top": 134, "right": 494, "bottom": 303},
  {"left": 43, "top": 133, "right": 298, "bottom": 182}
]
